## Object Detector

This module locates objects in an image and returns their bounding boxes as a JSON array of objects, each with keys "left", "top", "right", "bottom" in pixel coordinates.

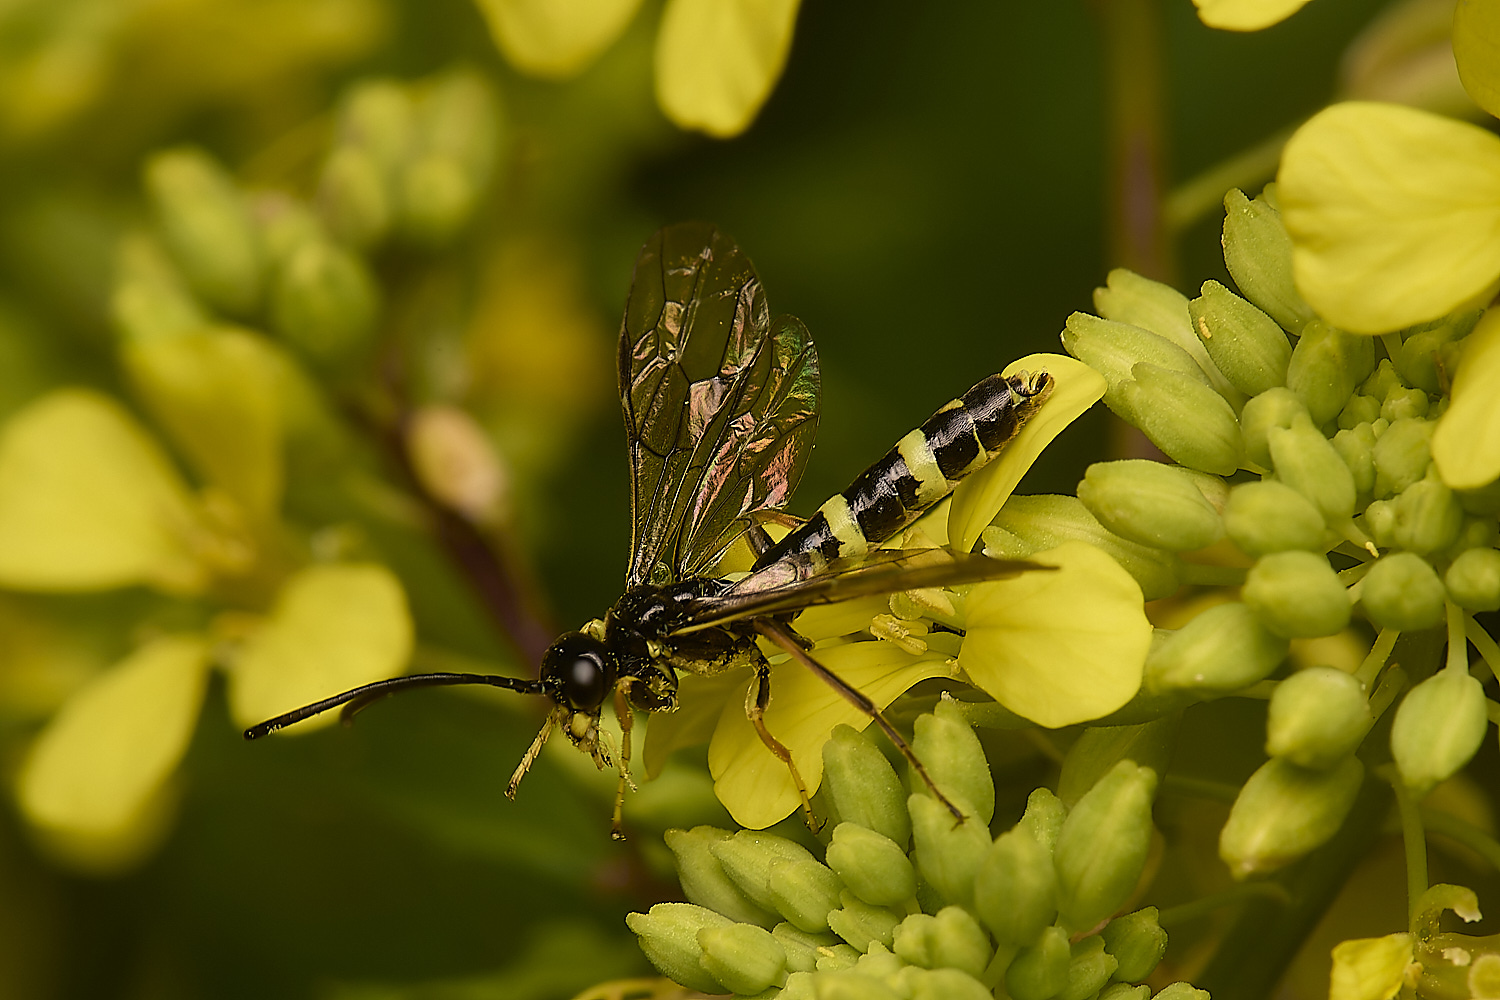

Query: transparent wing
[
  {"left": 620, "top": 223, "right": 820, "bottom": 589},
  {"left": 672, "top": 548, "right": 1046, "bottom": 633}
]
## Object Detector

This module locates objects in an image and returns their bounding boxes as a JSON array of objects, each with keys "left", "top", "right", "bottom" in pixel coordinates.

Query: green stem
[
  {"left": 1368, "top": 666, "right": 1409, "bottom": 722},
  {"left": 1446, "top": 600, "right": 1469, "bottom": 675},
  {"left": 1163, "top": 124, "right": 1298, "bottom": 233},
  {"left": 1381, "top": 764, "right": 1429, "bottom": 924},
  {"left": 1160, "top": 773, "right": 1240, "bottom": 803},
  {"left": 1421, "top": 806, "right": 1500, "bottom": 873},
  {"left": 1464, "top": 617, "right": 1500, "bottom": 683},
  {"left": 1181, "top": 563, "right": 1248, "bottom": 587},
  {"left": 1337, "top": 561, "right": 1374, "bottom": 586},
  {"left": 1356, "top": 628, "right": 1400, "bottom": 687},
  {"left": 1156, "top": 881, "right": 1292, "bottom": 928}
]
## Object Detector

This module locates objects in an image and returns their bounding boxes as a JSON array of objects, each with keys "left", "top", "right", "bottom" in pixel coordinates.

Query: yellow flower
[
  {"left": 1193, "top": 0, "right": 1313, "bottom": 32},
  {"left": 1433, "top": 305, "right": 1500, "bottom": 489},
  {"left": 1329, "top": 934, "right": 1413, "bottom": 1000}
]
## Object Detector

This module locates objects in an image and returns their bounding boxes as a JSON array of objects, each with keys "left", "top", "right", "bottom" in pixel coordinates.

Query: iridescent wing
[
  {"left": 620, "top": 223, "right": 820, "bottom": 589},
  {"left": 671, "top": 548, "right": 1046, "bottom": 633}
]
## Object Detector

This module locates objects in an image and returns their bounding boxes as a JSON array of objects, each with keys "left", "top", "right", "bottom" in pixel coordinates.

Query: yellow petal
[
  {"left": 1194, "top": 0, "right": 1312, "bottom": 30},
  {"left": 1433, "top": 306, "right": 1500, "bottom": 488},
  {"left": 960, "top": 541, "right": 1150, "bottom": 727},
  {"left": 474, "top": 0, "right": 643, "bottom": 79},
  {"left": 707, "top": 641, "right": 950, "bottom": 828},
  {"left": 1455, "top": 0, "right": 1500, "bottom": 119},
  {"left": 1279, "top": 102, "right": 1500, "bottom": 333},
  {"left": 1329, "top": 933, "right": 1413, "bottom": 1000},
  {"left": 654, "top": 0, "right": 800, "bottom": 138},
  {"left": 948, "top": 354, "right": 1106, "bottom": 554},
  {"left": 17, "top": 635, "right": 209, "bottom": 872},
  {"left": 0, "top": 390, "right": 207, "bottom": 592},
  {"left": 228, "top": 563, "right": 414, "bottom": 731},
  {"left": 643, "top": 668, "right": 745, "bottom": 778}
]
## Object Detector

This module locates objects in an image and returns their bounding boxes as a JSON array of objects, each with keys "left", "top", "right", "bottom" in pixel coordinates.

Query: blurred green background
[{"left": 0, "top": 0, "right": 1429, "bottom": 997}]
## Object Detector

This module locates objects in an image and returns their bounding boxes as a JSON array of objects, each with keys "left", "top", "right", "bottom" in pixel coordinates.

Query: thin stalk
[
  {"left": 1382, "top": 765, "right": 1429, "bottom": 923},
  {"left": 1421, "top": 807, "right": 1500, "bottom": 873},
  {"left": 1464, "top": 616, "right": 1500, "bottom": 683},
  {"left": 1160, "top": 773, "right": 1241, "bottom": 803},
  {"left": 1157, "top": 881, "right": 1293, "bottom": 928},
  {"left": 1356, "top": 628, "right": 1400, "bottom": 687},
  {"left": 1163, "top": 124, "right": 1298, "bottom": 233}
]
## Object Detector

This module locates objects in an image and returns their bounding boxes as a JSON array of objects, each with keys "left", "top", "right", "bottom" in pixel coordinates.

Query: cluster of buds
[{"left": 629, "top": 702, "right": 1206, "bottom": 999}]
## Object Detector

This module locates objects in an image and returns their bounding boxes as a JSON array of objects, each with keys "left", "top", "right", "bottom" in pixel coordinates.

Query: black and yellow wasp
[{"left": 247, "top": 223, "right": 1053, "bottom": 836}]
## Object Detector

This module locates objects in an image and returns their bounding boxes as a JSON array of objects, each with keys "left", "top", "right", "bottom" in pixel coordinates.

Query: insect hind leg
[{"left": 746, "top": 655, "right": 822, "bottom": 832}]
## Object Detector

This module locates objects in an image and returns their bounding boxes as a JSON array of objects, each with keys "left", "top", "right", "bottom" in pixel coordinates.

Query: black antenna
[{"left": 243, "top": 672, "right": 549, "bottom": 740}]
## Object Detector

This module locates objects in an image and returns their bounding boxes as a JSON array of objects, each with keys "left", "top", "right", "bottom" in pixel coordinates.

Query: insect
[{"left": 246, "top": 223, "right": 1054, "bottom": 837}]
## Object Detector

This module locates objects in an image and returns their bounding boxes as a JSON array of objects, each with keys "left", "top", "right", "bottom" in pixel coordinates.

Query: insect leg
[
  {"left": 506, "top": 710, "right": 560, "bottom": 799},
  {"left": 609, "top": 682, "right": 641, "bottom": 841},
  {"left": 746, "top": 655, "right": 822, "bottom": 831},
  {"left": 753, "top": 617, "right": 966, "bottom": 824}
]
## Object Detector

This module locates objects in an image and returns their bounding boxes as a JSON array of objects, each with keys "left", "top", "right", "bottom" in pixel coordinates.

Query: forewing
[
  {"left": 620, "top": 223, "right": 820, "bottom": 588},
  {"left": 673, "top": 548, "right": 1046, "bottom": 632}
]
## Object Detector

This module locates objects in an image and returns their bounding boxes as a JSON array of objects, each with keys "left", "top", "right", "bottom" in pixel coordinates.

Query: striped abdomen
[{"left": 754, "top": 370, "right": 1054, "bottom": 568}]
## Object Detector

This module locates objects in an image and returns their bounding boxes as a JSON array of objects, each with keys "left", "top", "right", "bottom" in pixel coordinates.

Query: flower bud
[
  {"left": 816, "top": 944, "right": 861, "bottom": 972},
  {"left": 415, "top": 70, "right": 501, "bottom": 181},
  {"left": 1055, "top": 761, "right": 1158, "bottom": 933},
  {"left": 1242, "top": 550, "right": 1351, "bottom": 639},
  {"left": 318, "top": 147, "right": 391, "bottom": 250},
  {"left": 711, "top": 830, "right": 823, "bottom": 917},
  {"left": 1332, "top": 424, "right": 1378, "bottom": 499},
  {"left": 767, "top": 856, "right": 844, "bottom": 933},
  {"left": 892, "top": 906, "right": 993, "bottom": 979},
  {"left": 398, "top": 154, "right": 476, "bottom": 246},
  {"left": 1361, "top": 552, "right": 1445, "bottom": 632},
  {"left": 1219, "top": 756, "right": 1364, "bottom": 879},
  {"left": 666, "top": 826, "right": 777, "bottom": 927},
  {"left": 1078, "top": 461, "right": 1224, "bottom": 551},
  {"left": 827, "top": 890, "right": 903, "bottom": 953},
  {"left": 1363, "top": 498, "right": 1397, "bottom": 548},
  {"left": 975, "top": 827, "right": 1058, "bottom": 946},
  {"left": 855, "top": 941, "right": 906, "bottom": 980},
  {"left": 1154, "top": 984, "right": 1211, "bottom": 1000},
  {"left": 1120, "top": 363, "right": 1243, "bottom": 475},
  {"left": 626, "top": 902, "right": 731, "bottom": 995},
  {"left": 822, "top": 724, "right": 911, "bottom": 846},
  {"left": 337, "top": 79, "right": 416, "bottom": 171},
  {"left": 1061, "top": 935, "right": 1119, "bottom": 1000},
  {"left": 1188, "top": 280, "right": 1292, "bottom": 396},
  {"left": 909, "top": 794, "right": 991, "bottom": 909},
  {"left": 1446, "top": 516, "right": 1499, "bottom": 561},
  {"left": 774, "top": 923, "right": 836, "bottom": 974},
  {"left": 1338, "top": 394, "right": 1381, "bottom": 430},
  {"left": 1101, "top": 907, "right": 1168, "bottom": 982},
  {"left": 1269, "top": 413, "right": 1357, "bottom": 521},
  {"left": 1458, "top": 477, "right": 1500, "bottom": 515},
  {"left": 1330, "top": 934, "right": 1413, "bottom": 1000},
  {"left": 1022, "top": 787, "right": 1068, "bottom": 856},
  {"left": 1007, "top": 926, "right": 1072, "bottom": 1000},
  {"left": 986, "top": 495, "right": 1183, "bottom": 601},
  {"left": 1241, "top": 387, "right": 1308, "bottom": 470},
  {"left": 1092, "top": 269, "right": 1194, "bottom": 350},
  {"left": 1372, "top": 417, "right": 1433, "bottom": 499},
  {"left": 1266, "top": 667, "right": 1373, "bottom": 769},
  {"left": 1061, "top": 312, "right": 1213, "bottom": 419},
  {"left": 697, "top": 922, "right": 787, "bottom": 995},
  {"left": 1145, "top": 602, "right": 1288, "bottom": 694},
  {"left": 1102, "top": 986, "right": 1151, "bottom": 1000},
  {"left": 1286, "top": 320, "right": 1374, "bottom": 425},
  {"left": 912, "top": 698, "right": 994, "bottom": 822},
  {"left": 270, "top": 240, "right": 378, "bottom": 365},
  {"left": 1393, "top": 473, "right": 1464, "bottom": 555},
  {"left": 1446, "top": 548, "right": 1500, "bottom": 611},
  {"left": 1221, "top": 188, "right": 1313, "bottom": 335},
  {"left": 826, "top": 823, "right": 916, "bottom": 908},
  {"left": 1391, "top": 669, "right": 1489, "bottom": 796},
  {"left": 1381, "top": 386, "right": 1430, "bottom": 423},
  {"left": 1223, "top": 480, "right": 1326, "bottom": 556},
  {"left": 1397, "top": 317, "right": 1470, "bottom": 394},
  {"left": 145, "top": 147, "right": 263, "bottom": 316},
  {"left": 811, "top": 970, "right": 900, "bottom": 999},
  {"left": 906, "top": 967, "right": 993, "bottom": 1000},
  {"left": 1362, "top": 358, "right": 1406, "bottom": 399}
]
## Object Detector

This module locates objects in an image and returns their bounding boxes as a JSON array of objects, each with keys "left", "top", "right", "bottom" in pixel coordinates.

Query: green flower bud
[
  {"left": 822, "top": 724, "right": 911, "bottom": 846},
  {"left": 854, "top": 940, "right": 906, "bottom": 980},
  {"left": 1093, "top": 270, "right": 1197, "bottom": 358},
  {"left": 775, "top": 923, "right": 837, "bottom": 974},
  {"left": 911, "top": 699, "right": 994, "bottom": 822},
  {"left": 697, "top": 922, "right": 788, "bottom": 995},
  {"left": 1055, "top": 761, "right": 1158, "bottom": 933},
  {"left": 1242, "top": 550, "right": 1351, "bottom": 639},
  {"left": 1361, "top": 552, "right": 1446, "bottom": 632},
  {"left": 975, "top": 827, "right": 1058, "bottom": 946},
  {"left": 1059, "top": 719, "right": 1175, "bottom": 808},
  {"left": 1268, "top": 413, "right": 1357, "bottom": 521},
  {"left": 1241, "top": 387, "right": 1308, "bottom": 470},
  {"left": 626, "top": 902, "right": 732, "bottom": 995},
  {"left": 1372, "top": 417, "right": 1433, "bottom": 499},
  {"left": 1219, "top": 756, "right": 1364, "bottom": 879},
  {"left": 1362, "top": 502, "right": 1396, "bottom": 551},
  {"left": 1022, "top": 787, "right": 1068, "bottom": 856},
  {"left": 1078, "top": 461, "right": 1224, "bottom": 551},
  {"left": 145, "top": 147, "right": 263, "bottom": 316},
  {"left": 415, "top": 70, "right": 501, "bottom": 182},
  {"left": 1446, "top": 548, "right": 1500, "bottom": 611},
  {"left": 1393, "top": 472, "right": 1464, "bottom": 555},
  {"left": 1285, "top": 319, "right": 1374, "bottom": 425},
  {"left": 1265, "top": 667, "right": 1373, "bottom": 769},
  {"left": 1153, "top": 984, "right": 1211, "bottom": 1000},
  {"left": 398, "top": 154, "right": 476, "bottom": 246},
  {"left": 906, "top": 966, "right": 993, "bottom": 1000},
  {"left": 1457, "top": 477, "right": 1500, "bottom": 515},
  {"left": 767, "top": 856, "right": 844, "bottom": 933},
  {"left": 1397, "top": 316, "right": 1472, "bottom": 394},
  {"left": 253, "top": 193, "right": 324, "bottom": 268},
  {"left": 337, "top": 79, "right": 416, "bottom": 172},
  {"left": 318, "top": 147, "right": 391, "bottom": 250},
  {"left": 1061, "top": 313, "right": 1213, "bottom": 419},
  {"left": 1120, "top": 363, "right": 1243, "bottom": 476},
  {"left": 1221, "top": 188, "right": 1313, "bottom": 335},
  {"left": 986, "top": 495, "right": 1183, "bottom": 601},
  {"left": 270, "top": 240, "right": 379, "bottom": 365},
  {"left": 1470, "top": 953, "right": 1500, "bottom": 1000},
  {"left": 1362, "top": 358, "right": 1407, "bottom": 400},
  {"left": 827, "top": 890, "right": 902, "bottom": 953},
  {"left": 1102, "top": 986, "right": 1151, "bottom": 1000},
  {"left": 711, "top": 831, "right": 823, "bottom": 916},
  {"left": 1007, "top": 926, "right": 1072, "bottom": 1000},
  {"left": 1337, "top": 394, "right": 1381, "bottom": 430},
  {"left": 812, "top": 970, "right": 900, "bottom": 999},
  {"left": 1188, "top": 279, "right": 1292, "bottom": 396},
  {"left": 667, "top": 826, "right": 778, "bottom": 927},
  {"left": 909, "top": 795, "right": 991, "bottom": 909},
  {"left": 1381, "top": 386, "right": 1430, "bottom": 423},
  {"left": 1101, "top": 908, "right": 1168, "bottom": 983},
  {"left": 1391, "top": 669, "right": 1489, "bottom": 796},
  {"left": 1145, "top": 602, "right": 1288, "bottom": 694},
  {"left": 1060, "top": 935, "right": 1119, "bottom": 1000},
  {"left": 1223, "top": 480, "right": 1326, "bottom": 556},
  {"left": 1446, "top": 516, "right": 1499, "bottom": 561},
  {"left": 826, "top": 823, "right": 916, "bottom": 908},
  {"left": 1332, "top": 424, "right": 1378, "bottom": 499},
  {"left": 816, "top": 944, "right": 861, "bottom": 972},
  {"left": 892, "top": 906, "right": 993, "bottom": 979}
]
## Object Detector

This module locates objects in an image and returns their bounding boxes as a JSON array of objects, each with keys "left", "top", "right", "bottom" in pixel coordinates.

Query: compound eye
[{"left": 541, "top": 632, "right": 615, "bottom": 711}]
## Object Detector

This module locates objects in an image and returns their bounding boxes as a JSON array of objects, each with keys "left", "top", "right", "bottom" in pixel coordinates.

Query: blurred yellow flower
[
  {"left": 1455, "top": 0, "right": 1500, "bottom": 118},
  {"left": 1193, "top": 0, "right": 1313, "bottom": 31},
  {"left": 1433, "top": 305, "right": 1500, "bottom": 489},
  {"left": 1329, "top": 933, "right": 1413, "bottom": 1000}
]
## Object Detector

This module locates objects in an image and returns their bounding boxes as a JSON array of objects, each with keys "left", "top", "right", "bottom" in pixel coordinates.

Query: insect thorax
[{"left": 602, "top": 578, "right": 759, "bottom": 710}]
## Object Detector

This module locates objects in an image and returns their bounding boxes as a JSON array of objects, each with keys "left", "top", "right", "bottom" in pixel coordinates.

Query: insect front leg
[
  {"left": 608, "top": 682, "right": 642, "bottom": 841},
  {"left": 746, "top": 653, "right": 822, "bottom": 832}
]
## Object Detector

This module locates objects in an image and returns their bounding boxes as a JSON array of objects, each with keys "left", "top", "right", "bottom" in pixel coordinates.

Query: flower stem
[
  {"left": 1381, "top": 764, "right": 1429, "bottom": 923},
  {"left": 1421, "top": 806, "right": 1500, "bottom": 873},
  {"left": 1156, "top": 881, "right": 1293, "bottom": 928}
]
